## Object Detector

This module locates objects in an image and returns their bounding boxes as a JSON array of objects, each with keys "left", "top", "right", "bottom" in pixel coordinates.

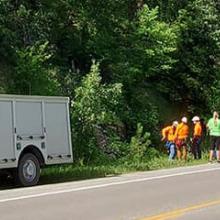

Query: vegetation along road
[
  {"left": 1, "top": 0, "right": 220, "bottom": 219},
  {"left": 1, "top": 164, "right": 220, "bottom": 220}
]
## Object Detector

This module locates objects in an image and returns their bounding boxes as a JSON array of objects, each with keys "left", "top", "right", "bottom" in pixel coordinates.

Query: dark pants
[{"left": 191, "top": 137, "right": 202, "bottom": 159}]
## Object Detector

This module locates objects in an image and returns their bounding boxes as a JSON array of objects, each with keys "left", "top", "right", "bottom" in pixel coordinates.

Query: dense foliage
[{"left": 0, "top": 0, "right": 219, "bottom": 163}]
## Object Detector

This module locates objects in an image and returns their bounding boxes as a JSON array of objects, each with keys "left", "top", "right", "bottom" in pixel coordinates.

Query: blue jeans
[{"left": 165, "top": 141, "right": 176, "bottom": 160}]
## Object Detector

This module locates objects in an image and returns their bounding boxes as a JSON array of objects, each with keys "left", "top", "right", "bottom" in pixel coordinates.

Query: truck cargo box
[{"left": 0, "top": 94, "right": 73, "bottom": 186}]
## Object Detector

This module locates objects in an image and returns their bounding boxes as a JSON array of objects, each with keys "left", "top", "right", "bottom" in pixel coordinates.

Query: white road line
[{"left": 1, "top": 166, "right": 220, "bottom": 203}]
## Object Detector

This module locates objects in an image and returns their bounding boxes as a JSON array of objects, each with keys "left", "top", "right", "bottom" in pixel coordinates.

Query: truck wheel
[{"left": 17, "top": 153, "right": 40, "bottom": 186}]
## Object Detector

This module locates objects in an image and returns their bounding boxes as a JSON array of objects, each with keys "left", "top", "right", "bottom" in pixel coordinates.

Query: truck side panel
[
  {"left": 16, "top": 101, "right": 43, "bottom": 136},
  {"left": 0, "top": 101, "right": 14, "bottom": 161}
]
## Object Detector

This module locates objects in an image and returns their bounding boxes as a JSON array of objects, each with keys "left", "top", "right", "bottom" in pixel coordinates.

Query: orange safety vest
[
  {"left": 162, "top": 126, "right": 176, "bottom": 142},
  {"left": 175, "top": 122, "right": 189, "bottom": 140},
  {"left": 193, "top": 122, "right": 202, "bottom": 137}
]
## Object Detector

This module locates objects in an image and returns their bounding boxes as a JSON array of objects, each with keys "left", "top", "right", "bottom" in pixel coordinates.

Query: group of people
[{"left": 161, "top": 111, "right": 220, "bottom": 162}]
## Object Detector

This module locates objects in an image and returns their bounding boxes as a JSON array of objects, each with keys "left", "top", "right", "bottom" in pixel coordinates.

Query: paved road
[{"left": 1, "top": 164, "right": 220, "bottom": 220}]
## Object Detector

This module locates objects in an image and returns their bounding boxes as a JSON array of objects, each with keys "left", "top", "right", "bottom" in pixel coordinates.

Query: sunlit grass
[{"left": 40, "top": 153, "right": 209, "bottom": 185}]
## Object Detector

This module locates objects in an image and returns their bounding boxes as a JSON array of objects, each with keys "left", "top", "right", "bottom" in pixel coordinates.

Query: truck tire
[{"left": 17, "top": 153, "right": 40, "bottom": 186}]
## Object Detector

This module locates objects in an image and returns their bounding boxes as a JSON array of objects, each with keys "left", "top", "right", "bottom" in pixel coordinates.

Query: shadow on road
[
  {"left": 0, "top": 173, "right": 15, "bottom": 190},
  {"left": 0, "top": 169, "right": 120, "bottom": 190}
]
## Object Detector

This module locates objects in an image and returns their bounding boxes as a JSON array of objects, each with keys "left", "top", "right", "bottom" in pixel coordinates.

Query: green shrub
[
  {"left": 128, "top": 123, "right": 151, "bottom": 162},
  {"left": 72, "top": 61, "right": 123, "bottom": 162}
]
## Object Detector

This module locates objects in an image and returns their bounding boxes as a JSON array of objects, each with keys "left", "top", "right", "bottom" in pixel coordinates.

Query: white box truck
[{"left": 0, "top": 94, "right": 73, "bottom": 186}]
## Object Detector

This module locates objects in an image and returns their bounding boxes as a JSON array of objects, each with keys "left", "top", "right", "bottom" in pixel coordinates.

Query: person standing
[
  {"left": 161, "top": 121, "right": 178, "bottom": 160},
  {"left": 207, "top": 111, "right": 220, "bottom": 163},
  {"left": 174, "top": 117, "right": 189, "bottom": 161},
  {"left": 191, "top": 116, "right": 202, "bottom": 159}
]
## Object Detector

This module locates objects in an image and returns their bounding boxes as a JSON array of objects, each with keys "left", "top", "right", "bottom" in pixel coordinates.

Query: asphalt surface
[
  {"left": 1, "top": 164, "right": 220, "bottom": 220},
  {"left": 177, "top": 205, "right": 220, "bottom": 220}
]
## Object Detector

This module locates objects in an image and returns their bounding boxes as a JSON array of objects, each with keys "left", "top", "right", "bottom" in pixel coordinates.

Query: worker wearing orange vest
[
  {"left": 191, "top": 116, "right": 202, "bottom": 159},
  {"left": 174, "top": 117, "right": 189, "bottom": 160},
  {"left": 161, "top": 121, "right": 178, "bottom": 160}
]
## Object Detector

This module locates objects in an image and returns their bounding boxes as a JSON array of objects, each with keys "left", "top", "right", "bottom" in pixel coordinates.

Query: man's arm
[{"left": 161, "top": 127, "right": 169, "bottom": 141}]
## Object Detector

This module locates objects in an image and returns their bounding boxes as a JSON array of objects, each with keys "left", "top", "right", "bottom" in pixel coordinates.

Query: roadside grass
[{"left": 40, "top": 153, "right": 209, "bottom": 185}]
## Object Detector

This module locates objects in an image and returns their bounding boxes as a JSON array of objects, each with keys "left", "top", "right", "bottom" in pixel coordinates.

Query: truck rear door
[{"left": 44, "top": 101, "right": 72, "bottom": 161}]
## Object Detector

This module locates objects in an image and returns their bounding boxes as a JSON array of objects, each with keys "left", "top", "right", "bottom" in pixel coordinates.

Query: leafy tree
[
  {"left": 9, "top": 42, "right": 60, "bottom": 95},
  {"left": 146, "top": 0, "right": 190, "bottom": 21},
  {"left": 72, "top": 61, "right": 123, "bottom": 161},
  {"left": 171, "top": 0, "right": 220, "bottom": 114},
  {"left": 113, "top": 4, "right": 178, "bottom": 140},
  {"left": 0, "top": 0, "right": 220, "bottom": 163}
]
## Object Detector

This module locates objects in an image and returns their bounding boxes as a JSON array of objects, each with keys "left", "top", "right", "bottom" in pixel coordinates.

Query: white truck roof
[{"left": 0, "top": 94, "right": 69, "bottom": 102}]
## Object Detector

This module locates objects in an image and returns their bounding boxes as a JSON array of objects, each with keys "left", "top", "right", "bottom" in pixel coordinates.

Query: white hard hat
[
  {"left": 181, "top": 117, "right": 187, "bottom": 123},
  {"left": 172, "top": 121, "right": 178, "bottom": 126},
  {"left": 192, "top": 116, "right": 200, "bottom": 121}
]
